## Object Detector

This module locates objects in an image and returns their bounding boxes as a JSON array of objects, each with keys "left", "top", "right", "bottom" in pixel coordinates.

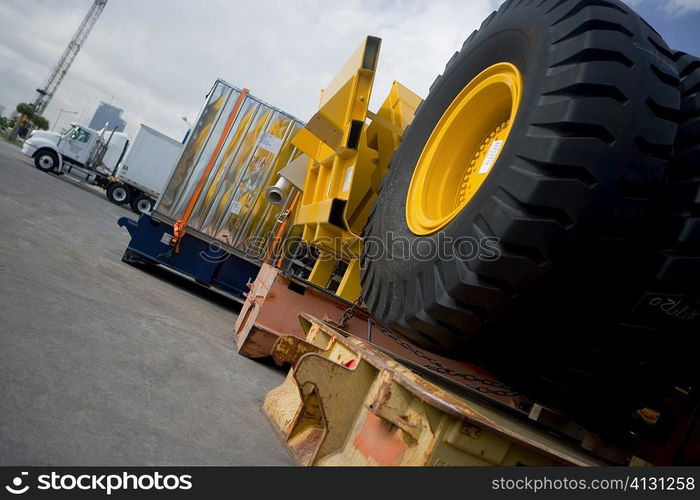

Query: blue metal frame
[{"left": 118, "top": 214, "right": 260, "bottom": 301}]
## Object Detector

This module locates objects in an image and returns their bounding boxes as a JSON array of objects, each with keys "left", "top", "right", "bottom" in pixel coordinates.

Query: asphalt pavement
[{"left": 0, "top": 139, "right": 291, "bottom": 465}]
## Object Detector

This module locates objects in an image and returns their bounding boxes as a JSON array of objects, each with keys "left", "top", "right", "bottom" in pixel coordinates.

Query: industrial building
[{"left": 88, "top": 101, "right": 126, "bottom": 132}]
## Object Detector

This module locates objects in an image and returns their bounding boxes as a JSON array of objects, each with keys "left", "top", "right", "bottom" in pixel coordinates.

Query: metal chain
[
  {"left": 330, "top": 290, "right": 517, "bottom": 396},
  {"left": 373, "top": 319, "right": 518, "bottom": 397},
  {"left": 336, "top": 294, "right": 364, "bottom": 329}
]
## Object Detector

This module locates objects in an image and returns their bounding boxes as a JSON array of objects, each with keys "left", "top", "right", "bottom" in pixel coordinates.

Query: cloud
[
  {"left": 5, "top": 0, "right": 694, "bottom": 140},
  {"left": 0, "top": 0, "right": 499, "bottom": 140},
  {"left": 625, "top": 0, "right": 700, "bottom": 17},
  {"left": 662, "top": 0, "right": 700, "bottom": 15}
]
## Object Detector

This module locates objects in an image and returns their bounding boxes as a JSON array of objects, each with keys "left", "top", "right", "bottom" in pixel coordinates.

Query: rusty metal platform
[
  {"left": 237, "top": 265, "right": 700, "bottom": 465},
  {"left": 262, "top": 314, "right": 603, "bottom": 466},
  {"left": 235, "top": 263, "right": 520, "bottom": 408}
]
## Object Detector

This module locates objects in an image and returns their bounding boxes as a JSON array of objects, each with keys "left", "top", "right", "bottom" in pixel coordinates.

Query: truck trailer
[{"left": 105, "top": 124, "right": 183, "bottom": 214}]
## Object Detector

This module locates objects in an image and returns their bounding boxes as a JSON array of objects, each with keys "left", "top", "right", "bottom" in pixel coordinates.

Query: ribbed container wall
[{"left": 156, "top": 79, "right": 304, "bottom": 260}]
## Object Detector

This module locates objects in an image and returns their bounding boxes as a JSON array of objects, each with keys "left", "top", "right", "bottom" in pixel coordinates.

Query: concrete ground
[{"left": 0, "top": 140, "right": 291, "bottom": 465}]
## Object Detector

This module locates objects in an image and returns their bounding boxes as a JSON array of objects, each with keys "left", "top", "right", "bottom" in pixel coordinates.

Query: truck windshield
[
  {"left": 63, "top": 126, "right": 91, "bottom": 143},
  {"left": 72, "top": 129, "right": 91, "bottom": 143}
]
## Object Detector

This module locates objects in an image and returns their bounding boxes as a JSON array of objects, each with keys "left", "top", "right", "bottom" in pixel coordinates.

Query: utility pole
[
  {"left": 9, "top": 0, "right": 108, "bottom": 141},
  {"left": 52, "top": 109, "right": 78, "bottom": 132}
]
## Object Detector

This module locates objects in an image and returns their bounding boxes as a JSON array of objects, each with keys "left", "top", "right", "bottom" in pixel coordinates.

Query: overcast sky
[{"left": 1, "top": 0, "right": 700, "bottom": 140}]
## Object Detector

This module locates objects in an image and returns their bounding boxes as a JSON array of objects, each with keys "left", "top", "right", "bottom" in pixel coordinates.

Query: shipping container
[
  {"left": 156, "top": 79, "right": 305, "bottom": 260},
  {"left": 119, "top": 79, "right": 306, "bottom": 300}
]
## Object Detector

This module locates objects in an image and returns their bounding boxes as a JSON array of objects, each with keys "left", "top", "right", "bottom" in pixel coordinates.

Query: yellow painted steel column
[
  {"left": 308, "top": 255, "right": 337, "bottom": 290},
  {"left": 336, "top": 258, "right": 361, "bottom": 301},
  {"left": 290, "top": 37, "right": 422, "bottom": 303}
]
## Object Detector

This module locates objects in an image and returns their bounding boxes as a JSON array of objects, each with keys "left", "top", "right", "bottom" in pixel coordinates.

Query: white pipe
[{"left": 266, "top": 176, "right": 293, "bottom": 205}]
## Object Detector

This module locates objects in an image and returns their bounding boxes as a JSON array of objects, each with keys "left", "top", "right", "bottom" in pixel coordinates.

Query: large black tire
[
  {"left": 34, "top": 149, "right": 58, "bottom": 172},
  {"left": 106, "top": 182, "right": 131, "bottom": 205},
  {"left": 362, "top": 0, "right": 682, "bottom": 428},
  {"left": 650, "top": 52, "right": 700, "bottom": 386},
  {"left": 666, "top": 52, "right": 700, "bottom": 267}
]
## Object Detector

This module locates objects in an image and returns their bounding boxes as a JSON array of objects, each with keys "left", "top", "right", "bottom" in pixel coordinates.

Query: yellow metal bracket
[{"left": 292, "top": 36, "right": 422, "bottom": 301}]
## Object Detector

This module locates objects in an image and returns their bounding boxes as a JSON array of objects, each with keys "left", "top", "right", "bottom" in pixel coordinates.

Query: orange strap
[
  {"left": 264, "top": 190, "right": 300, "bottom": 266},
  {"left": 171, "top": 88, "right": 250, "bottom": 251}
]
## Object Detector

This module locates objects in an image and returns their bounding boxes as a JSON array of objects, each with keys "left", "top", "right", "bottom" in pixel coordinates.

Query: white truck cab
[
  {"left": 21, "top": 123, "right": 129, "bottom": 175},
  {"left": 21, "top": 121, "right": 182, "bottom": 216}
]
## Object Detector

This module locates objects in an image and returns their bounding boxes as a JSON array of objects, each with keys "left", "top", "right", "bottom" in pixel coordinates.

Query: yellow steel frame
[
  {"left": 263, "top": 315, "right": 601, "bottom": 466},
  {"left": 292, "top": 36, "right": 421, "bottom": 301}
]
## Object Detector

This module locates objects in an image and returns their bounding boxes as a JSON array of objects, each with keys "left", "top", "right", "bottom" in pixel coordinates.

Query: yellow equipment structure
[
  {"left": 235, "top": 33, "right": 700, "bottom": 466},
  {"left": 263, "top": 314, "right": 601, "bottom": 466},
  {"left": 291, "top": 36, "right": 421, "bottom": 301}
]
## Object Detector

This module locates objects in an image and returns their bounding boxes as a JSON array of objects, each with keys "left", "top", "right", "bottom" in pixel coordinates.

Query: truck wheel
[
  {"left": 34, "top": 150, "right": 58, "bottom": 172},
  {"left": 131, "top": 194, "right": 154, "bottom": 215},
  {"left": 361, "top": 0, "right": 680, "bottom": 426},
  {"left": 106, "top": 182, "right": 131, "bottom": 205}
]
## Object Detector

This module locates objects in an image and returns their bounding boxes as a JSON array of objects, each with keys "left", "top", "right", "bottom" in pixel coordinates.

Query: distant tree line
[
  {"left": 2, "top": 103, "right": 50, "bottom": 140},
  {"left": 14, "top": 103, "right": 50, "bottom": 131}
]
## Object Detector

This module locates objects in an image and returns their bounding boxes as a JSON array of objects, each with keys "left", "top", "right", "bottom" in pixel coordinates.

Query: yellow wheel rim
[{"left": 406, "top": 62, "right": 523, "bottom": 235}]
